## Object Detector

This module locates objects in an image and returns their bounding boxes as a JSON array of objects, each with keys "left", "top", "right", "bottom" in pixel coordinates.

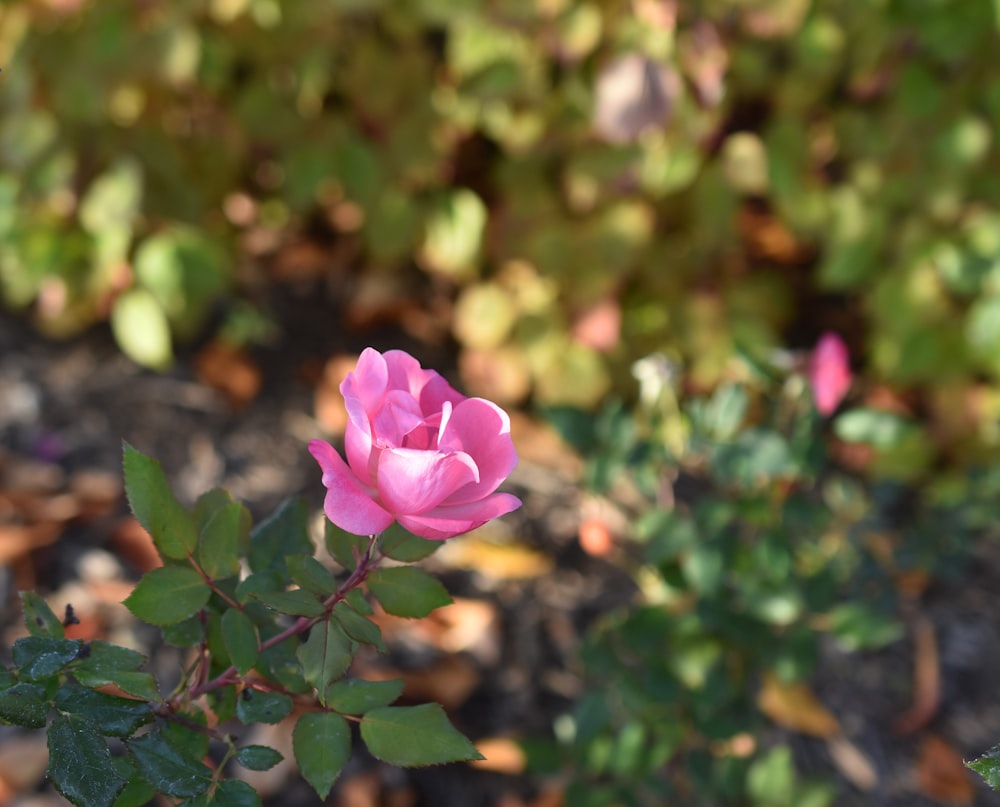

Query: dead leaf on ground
[
  {"left": 336, "top": 771, "right": 381, "bottom": 807},
  {"left": 373, "top": 598, "right": 500, "bottom": 666},
  {"left": 194, "top": 341, "right": 262, "bottom": 410},
  {"left": 528, "top": 789, "right": 566, "bottom": 807},
  {"left": 894, "top": 615, "right": 940, "bottom": 735},
  {"left": 757, "top": 672, "right": 840, "bottom": 739},
  {"left": 359, "top": 654, "right": 481, "bottom": 711},
  {"left": 314, "top": 355, "right": 357, "bottom": 436},
  {"left": 110, "top": 515, "right": 163, "bottom": 572},
  {"left": 0, "top": 732, "right": 49, "bottom": 792},
  {"left": 437, "top": 536, "right": 553, "bottom": 581},
  {"left": 0, "top": 523, "right": 61, "bottom": 566},
  {"left": 916, "top": 735, "right": 975, "bottom": 806},
  {"left": 69, "top": 468, "right": 122, "bottom": 520},
  {"left": 578, "top": 517, "right": 615, "bottom": 558},
  {"left": 472, "top": 737, "right": 527, "bottom": 774},
  {"left": 827, "top": 734, "right": 879, "bottom": 792}
]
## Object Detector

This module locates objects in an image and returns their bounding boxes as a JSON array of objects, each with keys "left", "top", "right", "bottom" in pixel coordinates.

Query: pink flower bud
[
  {"left": 310, "top": 348, "right": 521, "bottom": 541},
  {"left": 809, "top": 332, "right": 851, "bottom": 416}
]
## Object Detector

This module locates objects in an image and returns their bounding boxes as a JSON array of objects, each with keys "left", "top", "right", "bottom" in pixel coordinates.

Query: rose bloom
[
  {"left": 809, "top": 332, "right": 851, "bottom": 416},
  {"left": 310, "top": 348, "right": 521, "bottom": 541}
]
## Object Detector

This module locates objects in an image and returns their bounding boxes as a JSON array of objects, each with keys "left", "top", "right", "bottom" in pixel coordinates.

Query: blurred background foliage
[
  {"left": 5, "top": 0, "right": 1000, "bottom": 802},
  {"left": 4, "top": 0, "right": 1000, "bottom": 470}
]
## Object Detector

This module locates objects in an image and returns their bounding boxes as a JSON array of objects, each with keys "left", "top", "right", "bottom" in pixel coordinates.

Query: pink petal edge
[{"left": 309, "top": 439, "right": 394, "bottom": 536}]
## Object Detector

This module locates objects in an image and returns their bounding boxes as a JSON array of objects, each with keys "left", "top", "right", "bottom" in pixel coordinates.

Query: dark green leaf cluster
[
  {"left": 542, "top": 376, "right": 998, "bottom": 806},
  {"left": 1, "top": 444, "right": 477, "bottom": 807}
]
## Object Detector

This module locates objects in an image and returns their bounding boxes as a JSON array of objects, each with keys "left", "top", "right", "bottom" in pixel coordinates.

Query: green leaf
[
  {"left": 249, "top": 498, "right": 313, "bottom": 574},
  {"left": 379, "top": 524, "right": 442, "bottom": 562},
  {"left": 287, "top": 554, "right": 339, "bottom": 596},
  {"left": 111, "top": 289, "right": 174, "bottom": 369},
  {"left": 122, "top": 442, "right": 197, "bottom": 560},
  {"left": 293, "top": 712, "right": 351, "bottom": 800},
  {"left": 832, "top": 408, "right": 914, "bottom": 448},
  {"left": 326, "top": 678, "right": 404, "bottom": 715},
  {"left": 163, "top": 711, "right": 210, "bottom": 762},
  {"left": 236, "top": 745, "right": 284, "bottom": 772},
  {"left": 360, "top": 704, "right": 483, "bottom": 766},
  {"left": 110, "top": 759, "right": 156, "bottom": 807},
  {"left": 12, "top": 636, "right": 82, "bottom": 680},
  {"left": 212, "top": 779, "right": 262, "bottom": 807},
  {"left": 162, "top": 615, "right": 206, "bottom": 648},
  {"left": 419, "top": 189, "right": 487, "bottom": 278},
  {"left": 333, "top": 603, "right": 385, "bottom": 651},
  {"left": 0, "top": 682, "right": 49, "bottom": 728},
  {"left": 345, "top": 587, "right": 374, "bottom": 615},
  {"left": 20, "top": 591, "right": 65, "bottom": 638},
  {"left": 49, "top": 714, "right": 127, "bottom": 807},
  {"left": 128, "top": 730, "right": 213, "bottom": 798},
  {"left": 193, "top": 489, "right": 242, "bottom": 532},
  {"left": 296, "top": 620, "right": 354, "bottom": 697},
  {"left": 79, "top": 158, "right": 142, "bottom": 237},
  {"left": 250, "top": 588, "right": 325, "bottom": 618},
  {"left": 255, "top": 638, "right": 311, "bottom": 695},
  {"left": 197, "top": 501, "right": 245, "bottom": 579},
  {"left": 828, "top": 602, "right": 903, "bottom": 651},
  {"left": 133, "top": 227, "right": 229, "bottom": 341},
  {"left": 236, "top": 689, "right": 293, "bottom": 725},
  {"left": 325, "top": 522, "right": 371, "bottom": 571},
  {"left": 747, "top": 746, "right": 796, "bottom": 806},
  {"left": 367, "top": 567, "right": 452, "bottom": 618},
  {"left": 968, "top": 744, "right": 1000, "bottom": 790},
  {"left": 221, "top": 609, "right": 259, "bottom": 676},
  {"left": 55, "top": 684, "right": 153, "bottom": 737},
  {"left": 55, "top": 685, "right": 153, "bottom": 737},
  {"left": 124, "top": 566, "right": 212, "bottom": 626},
  {"left": 71, "top": 641, "right": 160, "bottom": 701},
  {"left": 235, "top": 570, "right": 284, "bottom": 604}
]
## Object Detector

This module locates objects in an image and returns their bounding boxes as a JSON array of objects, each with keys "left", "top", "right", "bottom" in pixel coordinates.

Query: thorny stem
[{"left": 179, "top": 535, "right": 380, "bottom": 703}]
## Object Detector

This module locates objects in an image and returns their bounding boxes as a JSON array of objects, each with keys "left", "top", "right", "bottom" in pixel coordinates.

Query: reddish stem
[{"left": 183, "top": 536, "right": 379, "bottom": 702}]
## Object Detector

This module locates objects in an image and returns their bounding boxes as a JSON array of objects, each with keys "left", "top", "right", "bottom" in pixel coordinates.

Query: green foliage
[
  {"left": 3, "top": 0, "right": 998, "bottom": 468},
  {"left": 122, "top": 442, "right": 198, "bottom": 560},
  {"left": 292, "top": 713, "right": 351, "bottom": 799},
  {"left": 124, "top": 566, "right": 212, "bottom": 626},
  {"left": 548, "top": 361, "right": 998, "bottom": 805},
  {"left": 367, "top": 567, "right": 453, "bottom": 618},
  {"left": 968, "top": 745, "right": 1000, "bottom": 789},
  {"left": 360, "top": 705, "right": 485, "bottom": 767},
  {"left": 1, "top": 444, "right": 475, "bottom": 806},
  {"left": 48, "top": 714, "right": 127, "bottom": 807},
  {"left": 19, "top": 591, "right": 65, "bottom": 638},
  {"left": 235, "top": 746, "right": 284, "bottom": 772}
]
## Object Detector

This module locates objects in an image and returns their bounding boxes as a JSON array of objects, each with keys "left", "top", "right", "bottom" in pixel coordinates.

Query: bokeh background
[{"left": 5, "top": 0, "right": 1000, "bottom": 805}]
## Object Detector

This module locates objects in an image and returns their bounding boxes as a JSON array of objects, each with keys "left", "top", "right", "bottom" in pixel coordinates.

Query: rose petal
[
  {"left": 343, "top": 420, "right": 376, "bottom": 485},
  {"left": 398, "top": 492, "right": 523, "bottom": 541},
  {"left": 375, "top": 389, "right": 425, "bottom": 447},
  {"left": 309, "top": 439, "right": 394, "bottom": 536},
  {"left": 376, "top": 447, "right": 480, "bottom": 515},
  {"left": 383, "top": 349, "right": 432, "bottom": 397},
  {"left": 437, "top": 398, "right": 518, "bottom": 505},
  {"left": 344, "top": 348, "right": 389, "bottom": 415}
]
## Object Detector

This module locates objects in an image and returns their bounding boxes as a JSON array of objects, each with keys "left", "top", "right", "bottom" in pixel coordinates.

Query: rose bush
[{"left": 310, "top": 348, "right": 521, "bottom": 540}]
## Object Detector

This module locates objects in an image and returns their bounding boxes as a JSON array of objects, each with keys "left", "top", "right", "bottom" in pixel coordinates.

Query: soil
[{"left": 2, "top": 305, "right": 1000, "bottom": 807}]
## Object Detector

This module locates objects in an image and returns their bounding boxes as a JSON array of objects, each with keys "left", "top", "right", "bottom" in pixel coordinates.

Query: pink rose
[
  {"left": 809, "top": 332, "right": 851, "bottom": 416},
  {"left": 310, "top": 348, "right": 521, "bottom": 541}
]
